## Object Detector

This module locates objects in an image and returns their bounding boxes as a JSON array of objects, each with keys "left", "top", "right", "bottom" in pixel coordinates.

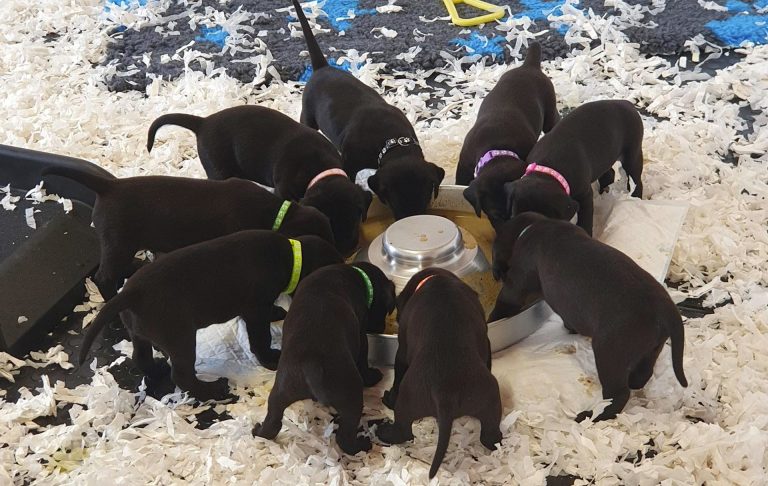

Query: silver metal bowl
[{"left": 356, "top": 185, "right": 553, "bottom": 366}]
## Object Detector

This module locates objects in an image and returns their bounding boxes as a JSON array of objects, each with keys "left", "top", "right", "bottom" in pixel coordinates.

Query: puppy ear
[
  {"left": 503, "top": 181, "right": 517, "bottom": 218},
  {"left": 429, "top": 163, "right": 445, "bottom": 198},
  {"left": 368, "top": 174, "right": 386, "bottom": 204},
  {"left": 463, "top": 185, "right": 483, "bottom": 217},
  {"left": 384, "top": 280, "right": 396, "bottom": 314},
  {"left": 360, "top": 188, "right": 373, "bottom": 222}
]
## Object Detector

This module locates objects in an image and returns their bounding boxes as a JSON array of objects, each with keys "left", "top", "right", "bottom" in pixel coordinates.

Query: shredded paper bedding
[{"left": 1, "top": 0, "right": 767, "bottom": 484}]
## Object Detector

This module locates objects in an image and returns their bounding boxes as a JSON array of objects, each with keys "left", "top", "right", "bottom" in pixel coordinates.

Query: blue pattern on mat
[
  {"left": 707, "top": 1, "right": 768, "bottom": 45},
  {"left": 298, "top": 58, "right": 358, "bottom": 83},
  {"left": 196, "top": 26, "right": 229, "bottom": 47}
]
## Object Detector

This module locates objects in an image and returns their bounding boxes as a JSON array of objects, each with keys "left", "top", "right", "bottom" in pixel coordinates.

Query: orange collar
[{"left": 414, "top": 274, "right": 436, "bottom": 292}]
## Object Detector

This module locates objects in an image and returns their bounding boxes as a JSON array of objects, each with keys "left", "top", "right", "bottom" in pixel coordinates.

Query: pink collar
[
  {"left": 414, "top": 274, "right": 436, "bottom": 292},
  {"left": 307, "top": 168, "right": 347, "bottom": 190},
  {"left": 474, "top": 149, "right": 520, "bottom": 178},
  {"left": 524, "top": 163, "right": 570, "bottom": 195}
]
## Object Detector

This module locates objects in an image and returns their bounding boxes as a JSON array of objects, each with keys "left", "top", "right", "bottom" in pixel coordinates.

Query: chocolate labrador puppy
[
  {"left": 458, "top": 42, "right": 560, "bottom": 227},
  {"left": 253, "top": 262, "right": 396, "bottom": 454},
  {"left": 43, "top": 167, "right": 333, "bottom": 299},
  {"left": 79, "top": 231, "right": 343, "bottom": 398},
  {"left": 375, "top": 268, "right": 502, "bottom": 478},
  {"left": 147, "top": 105, "right": 371, "bottom": 255},
  {"left": 491, "top": 212, "right": 687, "bottom": 422},
  {"left": 291, "top": 0, "right": 444, "bottom": 219},
  {"left": 504, "top": 100, "right": 644, "bottom": 235}
]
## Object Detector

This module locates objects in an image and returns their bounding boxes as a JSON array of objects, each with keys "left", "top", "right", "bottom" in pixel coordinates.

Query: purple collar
[{"left": 474, "top": 149, "right": 520, "bottom": 178}]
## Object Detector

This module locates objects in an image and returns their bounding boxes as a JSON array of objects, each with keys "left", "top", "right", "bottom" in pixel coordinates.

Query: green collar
[
  {"left": 272, "top": 200, "right": 292, "bottom": 231},
  {"left": 351, "top": 266, "right": 374, "bottom": 308},
  {"left": 283, "top": 239, "right": 302, "bottom": 294}
]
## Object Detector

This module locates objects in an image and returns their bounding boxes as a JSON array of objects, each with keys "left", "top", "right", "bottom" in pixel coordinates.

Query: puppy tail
[
  {"left": 41, "top": 166, "right": 114, "bottom": 193},
  {"left": 669, "top": 315, "right": 688, "bottom": 387},
  {"left": 79, "top": 292, "right": 131, "bottom": 366},
  {"left": 302, "top": 362, "right": 332, "bottom": 404},
  {"left": 429, "top": 405, "right": 454, "bottom": 479},
  {"left": 523, "top": 41, "right": 541, "bottom": 69},
  {"left": 147, "top": 113, "right": 204, "bottom": 153},
  {"left": 291, "top": 0, "right": 329, "bottom": 70}
]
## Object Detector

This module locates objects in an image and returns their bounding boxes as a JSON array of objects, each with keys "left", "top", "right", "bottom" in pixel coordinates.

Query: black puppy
[
  {"left": 458, "top": 42, "right": 560, "bottom": 227},
  {"left": 43, "top": 167, "right": 333, "bottom": 299},
  {"left": 253, "top": 262, "right": 395, "bottom": 454},
  {"left": 504, "top": 99, "right": 644, "bottom": 235},
  {"left": 491, "top": 212, "right": 687, "bottom": 422},
  {"left": 79, "top": 231, "right": 343, "bottom": 396},
  {"left": 147, "top": 105, "right": 371, "bottom": 255},
  {"left": 375, "top": 268, "right": 502, "bottom": 479},
  {"left": 291, "top": 0, "right": 445, "bottom": 220}
]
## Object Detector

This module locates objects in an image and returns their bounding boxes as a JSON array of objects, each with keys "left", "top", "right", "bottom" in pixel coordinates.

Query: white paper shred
[
  {"left": 24, "top": 207, "right": 36, "bottom": 229},
  {"left": 1, "top": 0, "right": 768, "bottom": 483}
]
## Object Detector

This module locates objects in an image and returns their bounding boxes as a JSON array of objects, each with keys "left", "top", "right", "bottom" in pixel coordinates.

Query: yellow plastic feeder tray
[{"left": 443, "top": 0, "right": 506, "bottom": 27}]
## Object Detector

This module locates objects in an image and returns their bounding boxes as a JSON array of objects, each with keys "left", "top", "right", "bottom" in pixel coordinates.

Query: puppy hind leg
[
  {"left": 628, "top": 342, "right": 664, "bottom": 390},
  {"left": 253, "top": 372, "right": 309, "bottom": 440},
  {"left": 477, "top": 382, "right": 503, "bottom": 450},
  {"left": 168, "top": 329, "right": 229, "bottom": 401},
  {"left": 94, "top": 243, "right": 136, "bottom": 300},
  {"left": 597, "top": 168, "right": 616, "bottom": 194},
  {"left": 130, "top": 333, "right": 169, "bottom": 380},
  {"left": 376, "top": 378, "right": 423, "bottom": 445},
  {"left": 383, "top": 343, "right": 408, "bottom": 409},
  {"left": 621, "top": 147, "right": 644, "bottom": 198},
  {"left": 578, "top": 343, "right": 631, "bottom": 422},
  {"left": 327, "top": 374, "right": 370, "bottom": 454},
  {"left": 244, "top": 309, "right": 281, "bottom": 370}
]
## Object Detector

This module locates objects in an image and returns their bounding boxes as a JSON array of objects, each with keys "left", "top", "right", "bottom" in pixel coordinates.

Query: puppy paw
[
  {"left": 363, "top": 367, "right": 383, "bottom": 387},
  {"left": 374, "top": 421, "right": 411, "bottom": 444},
  {"left": 480, "top": 431, "right": 503, "bottom": 450},
  {"left": 382, "top": 389, "right": 397, "bottom": 410},
  {"left": 252, "top": 422, "right": 279, "bottom": 440},
  {"left": 146, "top": 358, "right": 171, "bottom": 379},
  {"left": 193, "top": 377, "right": 230, "bottom": 402},
  {"left": 337, "top": 436, "right": 372, "bottom": 455},
  {"left": 575, "top": 410, "right": 593, "bottom": 423}
]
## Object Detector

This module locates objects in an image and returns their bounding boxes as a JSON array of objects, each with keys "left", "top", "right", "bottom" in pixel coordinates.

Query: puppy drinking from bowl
[
  {"left": 458, "top": 42, "right": 560, "bottom": 227},
  {"left": 147, "top": 105, "right": 371, "bottom": 255},
  {"left": 491, "top": 212, "right": 688, "bottom": 421},
  {"left": 78, "top": 231, "right": 343, "bottom": 398},
  {"left": 375, "top": 268, "right": 502, "bottom": 479},
  {"left": 253, "top": 262, "right": 396, "bottom": 454},
  {"left": 291, "top": 0, "right": 445, "bottom": 220},
  {"left": 504, "top": 99, "right": 644, "bottom": 235}
]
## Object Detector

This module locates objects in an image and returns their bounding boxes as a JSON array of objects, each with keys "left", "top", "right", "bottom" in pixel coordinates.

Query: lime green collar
[
  {"left": 284, "top": 239, "right": 302, "bottom": 294},
  {"left": 272, "top": 200, "right": 292, "bottom": 231},
  {"left": 351, "top": 266, "right": 374, "bottom": 308}
]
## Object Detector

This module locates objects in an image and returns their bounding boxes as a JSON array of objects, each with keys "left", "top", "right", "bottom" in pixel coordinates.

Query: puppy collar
[
  {"left": 307, "top": 168, "right": 347, "bottom": 191},
  {"left": 272, "top": 200, "right": 292, "bottom": 231},
  {"left": 414, "top": 274, "right": 436, "bottom": 293},
  {"left": 523, "top": 163, "right": 571, "bottom": 195},
  {"left": 283, "top": 239, "right": 302, "bottom": 294},
  {"left": 351, "top": 265, "right": 374, "bottom": 308},
  {"left": 377, "top": 137, "right": 420, "bottom": 166},
  {"left": 474, "top": 149, "right": 520, "bottom": 178},
  {"left": 518, "top": 223, "right": 534, "bottom": 240}
]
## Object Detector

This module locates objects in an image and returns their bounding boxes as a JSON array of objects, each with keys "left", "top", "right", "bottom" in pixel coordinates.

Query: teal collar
[{"left": 351, "top": 266, "right": 374, "bottom": 308}]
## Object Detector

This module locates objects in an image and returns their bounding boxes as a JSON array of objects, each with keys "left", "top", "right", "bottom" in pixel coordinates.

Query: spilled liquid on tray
[{"left": 360, "top": 209, "right": 502, "bottom": 334}]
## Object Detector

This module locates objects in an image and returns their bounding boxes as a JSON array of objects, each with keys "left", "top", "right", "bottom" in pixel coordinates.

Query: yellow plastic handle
[{"left": 443, "top": 0, "right": 506, "bottom": 27}]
